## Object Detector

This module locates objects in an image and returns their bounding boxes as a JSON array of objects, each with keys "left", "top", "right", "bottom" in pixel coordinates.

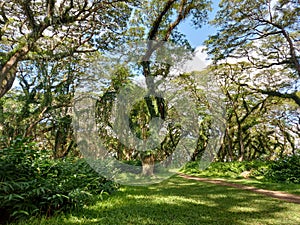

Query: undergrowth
[
  {"left": 181, "top": 155, "right": 300, "bottom": 184},
  {"left": 0, "top": 137, "right": 118, "bottom": 223}
]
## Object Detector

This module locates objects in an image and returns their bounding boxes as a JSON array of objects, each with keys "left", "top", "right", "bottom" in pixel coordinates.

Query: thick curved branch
[
  {"left": 163, "top": 0, "right": 190, "bottom": 41},
  {"left": 21, "top": 0, "right": 37, "bottom": 29},
  {"left": 0, "top": 45, "right": 29, "bottom": 97},
  {"left": 257, "top": 18, "right": 300, "bottom": 76},
  {"left": 261, "top": 89, "right": 300, "bottom": 107},
  {"left": 148, "top": 0, "right": 176, "bottom": 40},
  {"left": 0, "top": 2, "right": 8, "bottom": 24}
]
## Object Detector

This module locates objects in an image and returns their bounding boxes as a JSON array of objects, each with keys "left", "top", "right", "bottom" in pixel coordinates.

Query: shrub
[
  {"left": 0, "top": 137, "right": 118, "bottom": 223},
  {"left": 181, "top": 160, "right": 269, "bottom": 178},
  {"left": 182, "top": 157, "right": 300, "bottom": 184},
  {"left": 265, "top": 155, "right": 300, "bottom": 184}
]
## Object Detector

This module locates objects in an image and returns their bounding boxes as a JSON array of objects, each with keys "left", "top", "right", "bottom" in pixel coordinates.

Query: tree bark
[
  {"left": 0, "top": 45, "right": 30, "bottom": 97},
  {"left": 141, "top": 154, "right": 155, "bottom": 176}
]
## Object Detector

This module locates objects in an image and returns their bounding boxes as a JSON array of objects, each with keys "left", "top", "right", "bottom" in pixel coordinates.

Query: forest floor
[{"left": 178, "top": 173, "right": 300, "bottom": 204}]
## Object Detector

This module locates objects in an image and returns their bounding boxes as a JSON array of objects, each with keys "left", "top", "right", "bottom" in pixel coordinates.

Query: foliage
[
  {"left": 211, "top": 62, "right": 298, "bottom": 161},
  {"left": 0, "top": 60, "right": 78, "bottom": 156},
  {"left": 182, "top": 157, "right": 300, "bottom": 184},
  {"left": 181, "top": 160, "right": 269, "bottom": 179},
  {"left": 0, "top": 0, "right": 134, "bottom": 97},
  {"left": 0, "top": 137, "right": 118, "bottom": 222},
  {"left": 206, "top": 0, "right": 299, "bottom": 75},
  {"left": 204, "top": 0, "right": 300, "bottom": 161},
  {"left": 265, "top": 155, "right": 300, "bottom": 184},
  {"left": 129, "top": 0, "right": 211, "bottom": 43}
]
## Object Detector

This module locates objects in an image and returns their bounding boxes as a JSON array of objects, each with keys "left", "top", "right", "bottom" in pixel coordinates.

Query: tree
[
  {"left": 210, "top": 62, "right": 296, "bottom": 161},
  {"left": 128, "top": 0, "right": 212, "bottom": 175},
  {"left": 204, "top": 0, "right": 300, "bottom": 160},
  {"left": 0, "top": 57, "right": 80, "bottom": 157},
  {"left": 205, "top": 0, "right": 300, "bottom": 105},
  {"left": 90, "top": 0, "right": 214, "bottom": 176},
  {"left": 0, "top": 0, "right": 133, "bottom": 98}
]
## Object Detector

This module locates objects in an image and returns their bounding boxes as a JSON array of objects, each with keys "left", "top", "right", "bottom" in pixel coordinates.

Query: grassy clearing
[{"left": 9, "top": 176, "right": 300, "bottom": 225}]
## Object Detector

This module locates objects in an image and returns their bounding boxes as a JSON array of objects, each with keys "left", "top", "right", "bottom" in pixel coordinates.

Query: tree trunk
[
  {"left": 0, "top": 66, "right": 17, "bottom": 98},
  {"left": 236, "top": 117, "right": 245, "bottom": 162},
  {"left": 0, "top": 45, "right": 30, "bottom": 98},
  {"left": 141, "top": 154, "right": 155, "bottom": 176}
]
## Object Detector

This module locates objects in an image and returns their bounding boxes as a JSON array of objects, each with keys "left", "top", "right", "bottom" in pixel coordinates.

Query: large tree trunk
[
  {"left": 0, "top": 65, "right": 17, "bottom": 98},
  {"left": 141, "top": 154, "right": 155, "bottom": 176},
  {"left": 0, "top": 45, "right": 30, "bottom": 98}
]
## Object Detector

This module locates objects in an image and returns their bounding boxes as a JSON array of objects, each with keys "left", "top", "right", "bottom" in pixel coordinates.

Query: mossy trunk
[{"left": 141, "top": 154, "right": 155, "bottom": 176}]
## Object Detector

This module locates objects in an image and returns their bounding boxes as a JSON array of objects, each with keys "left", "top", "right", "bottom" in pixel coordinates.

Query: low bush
[
  {"left": 182, "top": 156, "right": 300, "bottom": 184},
  {"left": 0, "top": 137, "right": 118, "bottom": 223},
  {"left": 181, "top": 160, "right": 268, "bottom": 179},
  {"left": 265, "top": 155, "right": 300, "bottom": 184}
]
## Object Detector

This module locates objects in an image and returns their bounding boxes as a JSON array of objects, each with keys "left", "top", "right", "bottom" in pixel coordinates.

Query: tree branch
[
  {"left": 21, "top": 0, "right": 37, "bottom": 29},
  {"left": 0, "top": 45, "right": 30, "bottom": 97},
  {"left": 257, "top": 18, "right": 300, "bottom": 76},
  {"left": 148, "top": 0, "right": 176, "bottom": 40},
  {"left": 260, "top": 89, "right": 300, "bottom": 107}
]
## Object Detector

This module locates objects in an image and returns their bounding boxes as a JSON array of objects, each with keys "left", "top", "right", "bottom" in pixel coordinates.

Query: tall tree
[
  {"left": 205, "top": 0, "right": 300, "bottom": 160},
  {"left": 91, "top": 0, "right": 213, "bottom": 176},
  {"left": 129, "top": 0, "right": 212, "bottom": 175}
]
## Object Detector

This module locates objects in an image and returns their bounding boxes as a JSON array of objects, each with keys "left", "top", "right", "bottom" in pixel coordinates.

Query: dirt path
[{"left": 177, "top": 173, "right": 300, "bottom": 204}]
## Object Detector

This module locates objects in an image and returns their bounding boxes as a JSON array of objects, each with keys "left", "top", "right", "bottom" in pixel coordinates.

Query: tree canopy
[
  {"left": 0, "top": 0, "right": 133, "bottom": 97},
  {"left": 205, "top": 0, "right": 300, "bottom": 105},
  {"left": 205, "top": 0, "right": 300, "bottom": 161},
  {"left": 0, "top": 0, "right": 299, "bottom": 178}
]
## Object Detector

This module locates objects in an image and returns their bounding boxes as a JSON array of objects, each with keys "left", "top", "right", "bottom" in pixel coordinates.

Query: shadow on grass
[{"left": 19, "top": 176, "right": 300, "bottom": 225}]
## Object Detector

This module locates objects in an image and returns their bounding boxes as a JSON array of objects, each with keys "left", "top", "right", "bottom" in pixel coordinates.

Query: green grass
[
  {"left": 9, "top": 176, "right": 300, "bottom": 225},
  {"left": 216, "top": 177, "right": 300, "bottom": 195},
  {"left": 180, "top": 161, "right": 300, "bottom": 195},
  {"left": 181, "top": 168, "right": 300, "bottom": 195}
]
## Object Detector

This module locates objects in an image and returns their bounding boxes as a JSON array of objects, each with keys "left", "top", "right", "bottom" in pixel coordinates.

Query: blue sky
[{"left": 178, "top": 0, "right": 220, "bottom": 48}]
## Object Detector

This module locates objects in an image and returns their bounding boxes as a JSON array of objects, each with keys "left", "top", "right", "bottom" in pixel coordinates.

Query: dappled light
[
  {"left": 25, "top": 176, "right": 300, "bottom": 225},
  {"left": 0, "top": 0, "right": 299, "bottom": 224}
]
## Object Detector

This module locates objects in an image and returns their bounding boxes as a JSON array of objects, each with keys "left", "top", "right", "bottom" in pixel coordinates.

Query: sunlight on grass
[
  {"left": 111, "top": 169, "right": 179, "bottom": 186},
  {"left": 11, "top": 176, "right": 300, "bottom": 225}
]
